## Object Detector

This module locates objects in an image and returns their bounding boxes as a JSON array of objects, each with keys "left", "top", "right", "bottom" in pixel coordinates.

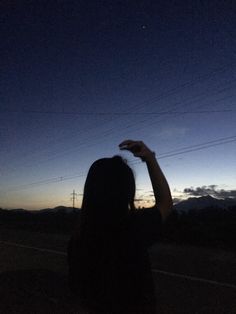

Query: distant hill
[
  {"left": 36, "top": 206, "right": 80, "bottom": 214},
  {"left": 0, "top": 208, "right": 27, "bottom": 213},
  {"left": 0, "top": 206, "right": 81, "bottom": 234},
  {"left": 2, "top": 197, "right": 236, "bottom": 214},
  {"left": 174, "top": 195, "right": 236, "bottom": 212},
  {"left": 0, "top": 206, "right": 80, "bottom": 214}
]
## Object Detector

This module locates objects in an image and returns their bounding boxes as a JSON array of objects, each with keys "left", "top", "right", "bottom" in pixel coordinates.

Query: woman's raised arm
[{"left": 119, "top": 140, "right": 173, "bottom": 222}]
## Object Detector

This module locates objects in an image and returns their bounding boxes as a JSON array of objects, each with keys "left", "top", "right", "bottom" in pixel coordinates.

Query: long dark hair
[{"left": 80, "top": 156, "right": 136, "bottom": 230}]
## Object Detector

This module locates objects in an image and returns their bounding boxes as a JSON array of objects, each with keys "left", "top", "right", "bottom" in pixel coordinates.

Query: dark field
[{"left": 0, "top": 227, "right": 236, "bottom": 313}]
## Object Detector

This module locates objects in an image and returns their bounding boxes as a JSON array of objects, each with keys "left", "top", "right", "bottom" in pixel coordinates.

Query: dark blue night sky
[{"left": 1, "top": 1, "right": 236, "bottom": 209}]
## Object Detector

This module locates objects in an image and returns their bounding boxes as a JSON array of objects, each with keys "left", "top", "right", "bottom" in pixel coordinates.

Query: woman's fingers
[
  {"left": 119, "top": 140, "right": 134, "bottom": 148},
  {"left": 119, "top": 140, "right": 154, "bottom": 162},
  {"left": 119, "top": 140, "right": 142, "bottom": 149},
  {"left": 119, "top": 141, "right": 143, "bottom": 153}
]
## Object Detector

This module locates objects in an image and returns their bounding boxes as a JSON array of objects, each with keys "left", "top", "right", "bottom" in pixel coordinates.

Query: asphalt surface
[{"left": 0, "top": 228, "right": 236, "bottom": 313}]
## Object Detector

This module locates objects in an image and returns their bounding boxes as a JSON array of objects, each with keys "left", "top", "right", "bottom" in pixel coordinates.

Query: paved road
[{"left": 0, "top": 229, "right": 236, "bottom": 313}]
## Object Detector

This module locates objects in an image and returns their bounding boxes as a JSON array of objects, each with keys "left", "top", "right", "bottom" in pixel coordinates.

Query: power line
[
  {"left": 158, "top": 135, "right": 236, "bottom": 156},
  {"left": 3, "top": 135, "right": 236, "bottom": 192},
  {"left": 117, "top": 86, "right": 235, "bottom": 139},
  {"left": 70, "top": 85, "right": 235, "bottom": 157},
  {"left": 0, "top": 109, "right": 234, "bottom": 115},
  {"left": 1, "top": 79, "right": 234, "bottom": 177},
  {"left": 3, "top": 173, "right": 86, "bottom": 192},
  {"left": 158, "top": 138, "right": 236, "bottom": 159},
  {"left": 10, "top": 85, "right": 235, "bottom": 171},
  {"left": 1, "top": 62, "right": 233, "bottom": 117},
  {"left": 2, "top": 67, "right": 235, "bottom": 176},
  {"left": 129, "top": 136, "right": 236, "bottom": 166},
  {"left": 2, "top": 72, "right": 235, "bottom": 179},
  {"left": 1, "top": 93, "right": 234, "bottom": 178}
]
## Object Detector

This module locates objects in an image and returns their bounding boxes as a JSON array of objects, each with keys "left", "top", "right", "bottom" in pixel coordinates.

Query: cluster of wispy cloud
[
  {"left": 135, "top": 186, "right": 236, "bottom": 207},
  {"left": 183, "top": 185, "right": 236, "bottom": 199}
]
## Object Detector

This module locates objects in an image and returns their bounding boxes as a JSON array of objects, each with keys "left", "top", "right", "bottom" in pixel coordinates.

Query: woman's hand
[
  {"left": 119, "top": 140, "right": 155, "bottom": 162},
  {"left": 119, "top": 140, "right": 172, "bottom": 221}
]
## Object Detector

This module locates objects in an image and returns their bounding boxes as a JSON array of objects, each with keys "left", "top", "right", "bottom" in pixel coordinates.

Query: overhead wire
[
  {"left": 1, "top": 62, "right": 233, "bottom": 116},
  {"left": 3, "top": 134, "right": 236, "bottom": 192},
  {"left": 1, "top": 62, "right": 234, "bottom": 170},
  {"left": 2, "top": 5, "right": 236, "bottom": 205},
  {"left": 2, "top": 82, "right": 235, "bottom": 176},
  {"left": 0, "top": 109, "right": 234, "bottom": 116},
  {"left": 74, "top": 82, "right": 236, "bottom": 151},
  {"left": 129, "top": 136, "right": 236, "bottom": 166},
  {"left": 1, "top": 62, "right": 235, "bottom": 181},
  {"left": 2, "top": 173, "right": 87, "bottom": 192}
]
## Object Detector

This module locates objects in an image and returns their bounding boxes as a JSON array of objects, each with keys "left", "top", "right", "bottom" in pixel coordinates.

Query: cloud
[
  {"left": 215, "top": 189, "right": 236, "bottom": 198},
  {"left": 184, "top": 185, "right": 217, "bottom": 196},
  {"left": 183, "top": 185, "right": 236, "bottom": 199}
]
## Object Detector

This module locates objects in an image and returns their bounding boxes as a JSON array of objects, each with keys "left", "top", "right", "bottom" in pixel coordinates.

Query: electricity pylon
[{"left": 71, "top": 190, "right": 78, "bottom": 209}]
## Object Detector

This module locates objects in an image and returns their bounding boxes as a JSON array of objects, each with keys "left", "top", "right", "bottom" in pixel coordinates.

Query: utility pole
[{"left": 71, "top": 190, "right": 78, "bottom": 209}]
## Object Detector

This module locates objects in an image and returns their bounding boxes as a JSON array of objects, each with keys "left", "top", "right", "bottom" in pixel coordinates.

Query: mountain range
[
  {"left": 173, "top": 195, "right": 236, "bottom": 212},
  {"left": 1, "top": 196, "right": 236, "bottom": 214}
]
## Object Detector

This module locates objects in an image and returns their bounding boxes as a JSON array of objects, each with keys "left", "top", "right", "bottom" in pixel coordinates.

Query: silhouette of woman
[{"left": 67, "top": 140, "right": 173, "bottom": 313}]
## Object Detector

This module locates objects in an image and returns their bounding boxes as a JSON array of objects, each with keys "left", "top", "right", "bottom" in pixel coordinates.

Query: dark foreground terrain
[{"left": 0, "top": 227, "right": 236, "bottom": 313}]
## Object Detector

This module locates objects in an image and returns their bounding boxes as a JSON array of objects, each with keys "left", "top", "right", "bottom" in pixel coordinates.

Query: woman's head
[{"left": 81, "top": 156, "right": 135, "bottom": 223}]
